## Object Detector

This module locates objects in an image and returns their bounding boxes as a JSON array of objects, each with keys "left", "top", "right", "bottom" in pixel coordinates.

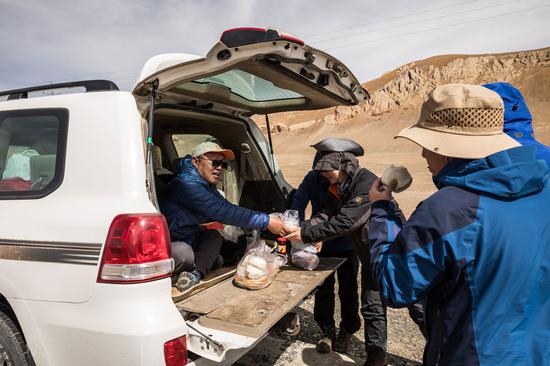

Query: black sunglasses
[{"left": 199, "top": 156, "right": 228, "bottom": 169}]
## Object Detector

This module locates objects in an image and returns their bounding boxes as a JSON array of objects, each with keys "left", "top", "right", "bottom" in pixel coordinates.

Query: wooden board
[
  {"left": 175, "top": 257, "right": 345, "bottom": 338},
  {"left": 171, "top": 266, "right": 236, "bottom": 302}
]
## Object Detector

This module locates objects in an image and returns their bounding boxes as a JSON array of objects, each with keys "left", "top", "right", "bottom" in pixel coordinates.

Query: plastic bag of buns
[
  {"left": 290, "top": 244, "right": 319, "bottom": 271},
  {"left": 234, "top": 244, "right": 282, "bottom": 290}
]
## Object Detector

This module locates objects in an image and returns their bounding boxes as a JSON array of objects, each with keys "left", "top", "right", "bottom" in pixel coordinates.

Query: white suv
[{"left": 0, "top": 28, "right": 366, "bottom": 365}]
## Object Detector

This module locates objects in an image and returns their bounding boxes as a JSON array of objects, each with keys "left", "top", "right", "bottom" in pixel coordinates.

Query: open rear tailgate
[
  {"left": 176, "top": 257, "right": 344, "bottom": 362},
  {"left": 133, "top": 28, "right": 368, "bottom": 117}
]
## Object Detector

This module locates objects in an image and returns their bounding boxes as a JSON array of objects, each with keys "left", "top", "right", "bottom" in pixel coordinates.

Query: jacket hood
[
  {"left": 312, "top": 151, "right": 322, "bottom": 169},
  {"left": 483, "top": 83, "right": 550, "bottom": 166},
  {"left": 434, "top": 146, "right": 548, "bottom": 199},
  {"left": 483, "top": 82, "right": 533, "bottom": 138},
  {"left": 314, "top": 151, "right": 359, "bottom": 176}
]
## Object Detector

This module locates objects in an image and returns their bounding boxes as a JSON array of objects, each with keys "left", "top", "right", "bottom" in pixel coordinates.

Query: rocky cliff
[
  {"left": 263, "top": 47, "right": 550, "bottom": 135},
  {"left": 366, "top": 47, "right": 550, "bottom": 115}
]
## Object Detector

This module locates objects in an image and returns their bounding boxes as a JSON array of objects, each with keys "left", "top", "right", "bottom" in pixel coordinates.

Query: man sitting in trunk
[{"left": 159, "top": 141, "right": 284, "bottom": 291}]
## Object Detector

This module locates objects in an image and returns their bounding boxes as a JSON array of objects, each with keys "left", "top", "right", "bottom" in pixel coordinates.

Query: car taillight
[
  {"left": 220, "top": 27, "right": 304, "bottom": 47},
  {"left": 97, "top": 213, "right": 174, "bottom": 283},
  {"left": 164, "top": 335, "right": 187, "bottom": 366}
]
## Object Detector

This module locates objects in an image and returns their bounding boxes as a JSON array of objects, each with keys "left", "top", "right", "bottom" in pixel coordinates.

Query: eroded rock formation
[{"left": 263, "top": 47, "right": 550, "bottom": 134}]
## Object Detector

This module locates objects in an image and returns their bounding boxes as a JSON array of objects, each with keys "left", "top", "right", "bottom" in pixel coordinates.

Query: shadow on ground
[
  {"left": 236, "top": 305, "right": 421, "bottom": 366},
  {"left": 300, "top": 349, "right": 420, "bottom": 366}
]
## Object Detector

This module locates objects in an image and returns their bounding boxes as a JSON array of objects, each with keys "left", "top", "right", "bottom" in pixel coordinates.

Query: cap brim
[
  {"left": 314, "top": 161, "right": 335, "bottom": 171},
  {"left": 202, "top": 149, "right": 235, "bottom": 160},
  {"left": 395, "top": 125, "right": 521, "bottom": 159},
  {"left": 219, "top": 149, "right": 235, "bottom": 161}
]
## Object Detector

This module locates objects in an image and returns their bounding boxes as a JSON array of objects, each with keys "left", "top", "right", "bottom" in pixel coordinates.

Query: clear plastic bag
[
  {"left": 245, "top": 229, "right": 269, "bottom": 251},
  {"left": 280, "top": 209, "right": 307, "bottom": 248},
  {"left": 234, "top": 248, "right": 282, "bottom": 290},
  {"left": 220, "top": 225, "right": 244, "bottom": 243},
  {"left": 290, "top": 245, "right": 319, "bottom": 271},
  {"left": 234, "top": 230, "right": 282, "bottom": 290},
  {"left": 282, "top": 209, "right": 300, "bottom": 229}
]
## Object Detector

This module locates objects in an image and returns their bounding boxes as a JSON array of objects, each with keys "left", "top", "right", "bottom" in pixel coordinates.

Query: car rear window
[
  {"left": 172, "top": 134, "right": 216, "bottom": 157},
  {"left": 178, "top": 69, "right": 305, "bottom": 102},
  {"left": 0, "top": 109, "right": 68, "bottom": 199}
]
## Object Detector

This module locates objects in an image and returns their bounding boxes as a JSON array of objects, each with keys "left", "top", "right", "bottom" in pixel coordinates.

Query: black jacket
[{"left": 300, "top": 167, "right": 379, "bottom": 264}]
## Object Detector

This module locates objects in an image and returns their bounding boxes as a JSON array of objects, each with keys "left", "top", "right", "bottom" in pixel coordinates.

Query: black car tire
[{"left": 0, "top": 311, "right": 31, "bottom": 366}]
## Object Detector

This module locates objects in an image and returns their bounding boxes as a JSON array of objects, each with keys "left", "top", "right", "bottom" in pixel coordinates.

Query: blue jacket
[
  {"left": 159, "top": 156, "right": 269, "bottom": 243},
  {"left": 484, "top": 82, "right": 550, "bottom": 167},
  {"left": 290, "top": 154, "right": 353, "bottom": 252},
  {"left": 368, "top": 146, "right": 550, "bottom": 365}
]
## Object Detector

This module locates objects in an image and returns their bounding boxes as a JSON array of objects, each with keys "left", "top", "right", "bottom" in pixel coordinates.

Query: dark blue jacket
[
  {"left": 159, "top": 156, "right": 269, "bottom": 243},
  {"left": 484, "top": 82, "right": 550, "bottom": 167},
  {"left": 291, "top": 155, "right": 353, "bottom": 252},
  {"left": 368, "top": 146, "right": 550, "bottom": 365}
]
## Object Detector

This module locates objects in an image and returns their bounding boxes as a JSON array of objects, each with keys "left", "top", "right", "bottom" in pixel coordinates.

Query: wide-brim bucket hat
[{"left": 396, "top": 84, "right": 520, "bottom": 159}]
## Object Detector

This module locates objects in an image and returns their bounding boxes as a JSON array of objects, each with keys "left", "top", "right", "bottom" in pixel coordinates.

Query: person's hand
[
  {"left": 267, "top": 215, "right": 285, "bottom": 235},
  {"left": 281, "top": 225, "right": 297, "bottom": 236},
  {"left": 313, "top": 241, "right": 323, "bottom": 252},
  {"left": 284, "top": 227, "right": 302, "bottom": 242},
  {"left": 369, "top": 178, "right": 393, "bottom": 203}
]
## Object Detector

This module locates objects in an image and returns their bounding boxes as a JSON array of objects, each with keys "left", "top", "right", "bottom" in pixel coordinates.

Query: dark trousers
[
  {"left": 314, "top": 249, "right": 361, "bottom": 334},
  {"left": 361, "top": 268, "right": 387, "bottom": 360},
  {"left": 408, "top": 301, "right": 427, "bottom": 338},
  {"left": 361, "top": 268, "right": 427, "bottom": 360},
  {"left": 172, "top": 230, "right": 223, "bottom": 276}
]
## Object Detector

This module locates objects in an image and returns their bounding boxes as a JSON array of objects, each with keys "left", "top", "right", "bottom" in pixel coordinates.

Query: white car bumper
[{"left": 10, "top": 279, "right": 186, "bottom": 366}]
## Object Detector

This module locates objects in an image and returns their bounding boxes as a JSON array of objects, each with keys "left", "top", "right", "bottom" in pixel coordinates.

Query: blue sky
[{"left": 1, "top": 0, "right": 549, "bottom": 91}]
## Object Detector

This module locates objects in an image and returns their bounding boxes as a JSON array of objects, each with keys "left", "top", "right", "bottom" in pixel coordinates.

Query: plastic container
[
  {"left": 276, "top": 237, "right": 290, "bottom": 265},
  {"left": 276, "top": 237, "right": 288, "bottom": 255}
]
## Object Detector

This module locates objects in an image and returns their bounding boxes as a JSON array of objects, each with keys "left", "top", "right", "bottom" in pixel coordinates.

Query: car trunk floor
[
  {"left": 171, "top": 265, "right": 237, "bottom": 302},
  {"left": 175, "top": 257, "right": 345, "bottom": 338}
]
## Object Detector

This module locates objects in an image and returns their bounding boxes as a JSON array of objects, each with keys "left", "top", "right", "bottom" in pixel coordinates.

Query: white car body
[
  {"left": 0, "top": 27, "right": 367, "bottom": 365},
  {"left": 0, "top": 92, "right": 187, "bottom": 365}
]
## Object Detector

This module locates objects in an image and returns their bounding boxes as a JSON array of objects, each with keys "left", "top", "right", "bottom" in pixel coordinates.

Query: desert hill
[
  {"left": 267, "top": 47, "right": 550, "bottom": 216},
  {"left": 262, "top": 47, "right": 550, "bottom": 142}
]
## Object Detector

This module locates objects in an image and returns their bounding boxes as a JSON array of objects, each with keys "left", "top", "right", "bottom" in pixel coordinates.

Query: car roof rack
[{"left": 0, "top": 80, "right": 120, "bottom": 100}]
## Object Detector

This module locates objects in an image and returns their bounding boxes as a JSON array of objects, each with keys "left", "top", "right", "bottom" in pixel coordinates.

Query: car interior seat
[
  {"left": 0, "top": 126, "right": 10, "bottom": 174},
  {"left": 31, "top": 139, "right": 57, "bottom": 155},
  {"left": 152, "top": 145, "right": 174, "bottom": 191},
  {"left": 30, "top": 154, "right": 56, "bottom": 190}
]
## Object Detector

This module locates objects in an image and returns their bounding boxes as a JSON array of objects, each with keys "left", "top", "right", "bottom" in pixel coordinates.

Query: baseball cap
[{"left": 191, "top": 141, "right": 235, "bottom": 160}]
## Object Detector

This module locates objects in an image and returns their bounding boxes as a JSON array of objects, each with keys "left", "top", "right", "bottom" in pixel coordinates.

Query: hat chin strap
[
  {"left": 336, "top": 171, "right": 352, "bottom": 195},
  {"left": 337, "top": 170, "right": 347, "bottom": 184}
]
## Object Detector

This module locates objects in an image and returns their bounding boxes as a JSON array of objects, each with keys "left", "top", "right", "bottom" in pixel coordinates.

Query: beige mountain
[{"left": 266, "top": 47, "right": 550, "bottom": 216}]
